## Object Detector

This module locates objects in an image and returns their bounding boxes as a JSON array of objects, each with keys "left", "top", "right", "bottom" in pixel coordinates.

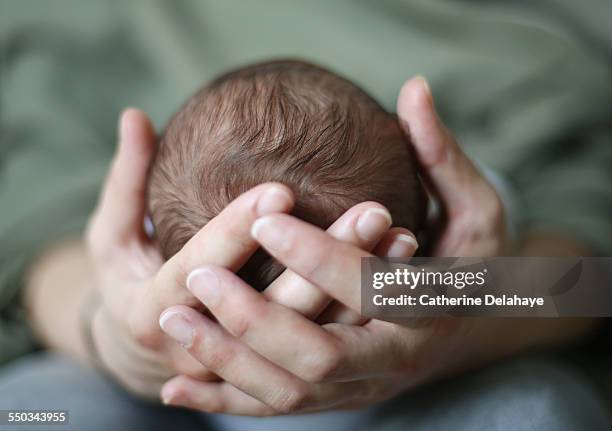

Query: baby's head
[{"left": 148, "top": 60, "right": 426, "bottom": 290}]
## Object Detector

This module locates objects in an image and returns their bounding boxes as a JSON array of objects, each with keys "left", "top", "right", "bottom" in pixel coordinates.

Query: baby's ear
[
  {"left": 144, "top": 213, "right": 155, "bottom": 239},
  {"left": 143, "top": 212, "right": 170, "bottom": 261}
]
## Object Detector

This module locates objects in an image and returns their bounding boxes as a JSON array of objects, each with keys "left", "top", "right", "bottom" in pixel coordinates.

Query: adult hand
[
  {"left": 401, "top": 77, "right": 509, "bottom": 257},
  {"left": 289, "top": 74, "right": 511, "bottom": 324},
  {"left": 159, "top": 77, "right": 595, "bottom": 415},
  {"left": 85, "top": 109, "right": 298, "bottom": 397},
  {"left": 85, "top": 109, "right": 413, "bottom": 398},
  {"left": 157, "top": 77, "right": 517, "bottom": 415}
]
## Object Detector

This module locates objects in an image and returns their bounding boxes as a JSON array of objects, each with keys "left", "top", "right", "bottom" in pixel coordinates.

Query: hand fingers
[
  {"left": 317, "top": 227, "right": 419, "bottom": 324},
  {"left": 161, "top": 306, "right": 430, "bottom": 394},
  {"left": 163, "top": 340, "right": 219, "bottom": 382},
  {"left": 179, "top": 265, "right": 402, "bottom": 383},
  {"left": 93, "top": 109, "right": 156, "bottom": 245},
  {"left": 397, "top": 77, "right": 498, "bottom": 218},
  {"left": 183, "top": 265, "right": 345, "bottom": 383},
  {"left": 159, "top": 306, "right": 310, "bottom": 414},
  {"left": 264, "top": 202, "right": 392, "bottom": 319},
  {"left": 129, "top": 183, "right": 294, "bottom": 347},
  {"left": 373, "top": 227, "right": 419, "bottom": 258},
  {"left": 162, "top": 375, "right": 367, "bottom": 416},
  {"left": 252, "top": 213, "right": 371, "bottom": 313},
  {"left": 162, "top": 376, "right": 276, "bottom": 416},
  {"left": 159, "top": 182, "right": 294, "bottom": 286},
  {"left": 319, "top": 320, "right": 421, "bottom": 381}
]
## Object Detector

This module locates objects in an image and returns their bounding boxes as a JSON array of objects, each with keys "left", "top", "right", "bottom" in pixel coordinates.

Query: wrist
[{"left": 25, "top": 238, "right": 93, "bottom": 362}]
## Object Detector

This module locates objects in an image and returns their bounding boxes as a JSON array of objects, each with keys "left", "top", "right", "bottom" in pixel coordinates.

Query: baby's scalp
[{"left": 148, "top": 59, "right": 426, "bottom": 290}]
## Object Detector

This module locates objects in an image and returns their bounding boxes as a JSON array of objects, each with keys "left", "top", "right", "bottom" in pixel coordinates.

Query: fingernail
[
  {"left": 187, "top": 268, "right": 220, "bottom": 307},
  {"left": 161, "top": 383, "right": 183, "bottom": 406},
  {"left": 415, "top": 76, "right": 433, "bottom": 107},
  {"left": 251, "top": 216, "right": 288, "bottom": 253},
  {"left": 415, "top": 75, "right": 430, "bottom": 95},
  {"left": 356, "top": 208, "right": 392, "bottom": 242},
  {"left": 118, "top": 108, "right": 136, "bottom": 146},
  {"left": 160, "top": 385, "right": 174, "bottom": 405},
  {"left": 118, "top": 110, "right": 128, "bottom": 139},
  {"left": 386, "top": 234, "right": 419, "bottom": 258},
  {"left": 418, "top": 76, "right": 430, "bottom": 95},
  {"left": 159, "top": 310, "right": 194, "bottom": 348},
  {"left": 257, "top": 187, "right": 292, "bottom": 216}
]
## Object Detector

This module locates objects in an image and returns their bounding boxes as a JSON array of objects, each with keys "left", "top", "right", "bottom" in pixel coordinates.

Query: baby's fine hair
[{"left": 148, "top": 60, "right": 426, "bottom": 290}]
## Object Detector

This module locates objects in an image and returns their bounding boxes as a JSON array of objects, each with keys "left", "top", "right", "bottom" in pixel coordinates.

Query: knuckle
[
  {"left": 231, "top": 314, "right": 254, "bottom": 340},
  {"left": 164, "top": 285, "right": 198, "bottom": 309},
  {"left": 231, "top": 302, "right": 268, "bottom": 339},
  {"left": 204, "top": 398, "right": 227, "bottom": 414},
  {"left": 269, "top": 384, "right": 309, "bottom": 414},
  {"left": 155, "top": 266, "right": 199, "bottom": 308},
  {"left": 303, "top": 340, "right": 343, "bottom": 383},
  {"left": 162, "top": 256, "right": 190, "bottom": 291},
  {"left": 225, "top": 221, "right": 255, "bottom": 251},
  {"left": 200, "top": 343, "right": 236, "bottom": 374},
  {"left": 299, "top": 244, "right": 328, "bottom": 282},
  {"left": 127, "top": 310, "right": 161, "bottom": 349},
  {"left": 174, "top": 359, "right": 217, "bottom": 381}
]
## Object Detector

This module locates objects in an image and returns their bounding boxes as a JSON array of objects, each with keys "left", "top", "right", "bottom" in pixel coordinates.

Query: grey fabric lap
[{"left": 1, "top": 352, "right": 609, "bottom": 431}]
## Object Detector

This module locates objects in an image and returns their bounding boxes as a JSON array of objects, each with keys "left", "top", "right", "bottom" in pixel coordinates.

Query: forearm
[
  {"left": 428, "top": 233, "right": 600, "bottom": 383},
  {"left": 515, "top": 233, "right": 600, "bottom": 348},
  {"left": 484, "top": 234, "right": 599, "bottom": 353},
  {"left": 24, "top": 238, "right": 93, "bottom": 364},
  {"left": 509, "top": 235, "right": 598, "bottom": 342}
]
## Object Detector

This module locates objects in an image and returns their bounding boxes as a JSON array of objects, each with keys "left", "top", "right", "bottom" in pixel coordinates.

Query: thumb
[
  {"left": 397, "top": 77, "right": 496, "bottom": 218},
  {"left": 96, "top": 108, "right": 156, "bottom": 243}
]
